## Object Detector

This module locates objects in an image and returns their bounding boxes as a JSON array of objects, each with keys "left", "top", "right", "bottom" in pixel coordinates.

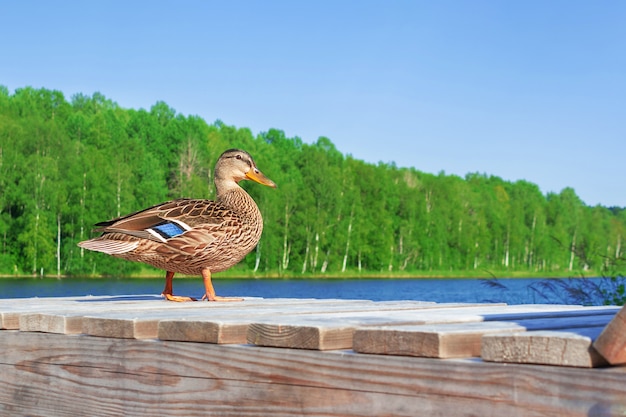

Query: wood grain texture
[
  {"left": 2, "top": 295, "right": 622, "bottom": 373},
  {"left": 158, "top": 319, "right": 249, "bottom": 344},
  {"left": 0, "top": 294, "right": 185, "bottom": 329},
  {"left": 482, "top": 328, "right": 608, "bottom": 368},
  {"left": 157, "top": 302, "right": 489, "bottom": 346},
  {"left": 244, "top": 304, "right": 617, "bottom": 351},
  {"left": 353, "top": 312, "right": 616, "bottom": 358},
  {"left": 1, "top": 331, "right": 626, "bottom": 417},
  {"left": 248, "top": 321, "right": 356, "bottom": 350},
  {"left": 593, "top": 305, "right": 626, "bottom": 365},
  {"left": 0, "top": 298, "right": 93, "bottom": 329},
  {"left": 353, "top": 322, "right": 526, "bottom": 358},
  {"left": 19, "top": 312, "right": 84, "bottom": 334},
  {"left": 153, "top": 299, "right": 438, "bottom": 344},
  {"left": 2, "top": 296, "right": 406, "bottom": 339},
  {"left": 82, "top": 316, "right": 161, "bottom": 339},
  {"left": 0, "top": 312, "right": 21, "bottom": 330}
]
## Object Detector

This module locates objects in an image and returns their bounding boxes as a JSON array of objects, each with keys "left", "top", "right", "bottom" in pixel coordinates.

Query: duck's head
[{"left": 214, "top": 149, "right": 277, "bottom": 190}]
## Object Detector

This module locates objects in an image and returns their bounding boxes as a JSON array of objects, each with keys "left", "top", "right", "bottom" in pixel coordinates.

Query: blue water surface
[{"left": 0, "top": 276, "right": 604, "bottom": 305}]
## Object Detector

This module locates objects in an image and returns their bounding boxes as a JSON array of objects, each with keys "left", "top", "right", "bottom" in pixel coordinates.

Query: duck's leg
[
  {"left": 162, "top": 271, "right": 197, "bottom": 302},
  {"left": 200, "top": 268, "right": 243, "bottom": 302}
]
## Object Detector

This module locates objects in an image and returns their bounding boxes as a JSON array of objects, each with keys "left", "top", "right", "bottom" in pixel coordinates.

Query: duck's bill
[{"left": 246, "top": 168, "right": 277, "bottom": 188}]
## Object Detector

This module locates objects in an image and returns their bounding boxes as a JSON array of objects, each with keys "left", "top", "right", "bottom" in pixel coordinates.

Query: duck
[{"left": 78, "top": 149, "right": 276, "bottom": 301}]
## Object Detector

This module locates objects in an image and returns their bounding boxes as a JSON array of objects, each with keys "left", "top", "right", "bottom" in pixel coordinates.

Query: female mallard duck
[{"left": 78, "top": 149, "right": 276, "bottom": 301}]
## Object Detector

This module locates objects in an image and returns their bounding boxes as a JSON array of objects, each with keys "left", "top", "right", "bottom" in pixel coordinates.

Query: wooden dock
[{"left": 1, "top": 295, "right": 626, "bottom": 416}]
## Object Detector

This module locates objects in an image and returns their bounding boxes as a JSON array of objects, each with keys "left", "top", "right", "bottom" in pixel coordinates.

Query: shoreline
[{"left": 0, "top": 270, "right": 599, "bottom": 280}]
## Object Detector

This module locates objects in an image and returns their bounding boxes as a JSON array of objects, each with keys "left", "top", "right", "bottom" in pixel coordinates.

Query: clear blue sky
[{"left": 2, "top": 1, "right": 625, "bottom": 207}]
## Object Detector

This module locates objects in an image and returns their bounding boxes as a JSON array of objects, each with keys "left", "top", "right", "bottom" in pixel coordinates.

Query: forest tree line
[{"left": 0, "top": 86, "right": 624, "bottom": 278}]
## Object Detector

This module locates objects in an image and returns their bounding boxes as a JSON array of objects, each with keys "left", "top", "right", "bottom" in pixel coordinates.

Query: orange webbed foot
[
  {"left": 163, "top": 293, "right": 198, "bottom": 302},
  {"left": 200, "top": 293, "right": 244, "bottom": 302}
]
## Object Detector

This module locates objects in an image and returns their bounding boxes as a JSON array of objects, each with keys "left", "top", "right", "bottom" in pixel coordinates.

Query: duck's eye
[{"left": 235, "top": 154, "right": 242, "bottom": 160}]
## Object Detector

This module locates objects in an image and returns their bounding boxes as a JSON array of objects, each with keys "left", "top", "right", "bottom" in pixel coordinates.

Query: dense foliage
[{"left": 1, "top": 86, "right": 624, "bottom": 278}]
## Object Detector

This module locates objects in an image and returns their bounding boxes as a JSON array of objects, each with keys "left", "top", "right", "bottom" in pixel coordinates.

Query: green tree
[{"left": 1, "top": 85, "right": 625, "bottom": 278}]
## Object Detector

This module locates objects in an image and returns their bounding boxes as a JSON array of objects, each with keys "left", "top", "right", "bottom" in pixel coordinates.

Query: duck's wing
[
  {"left": 94, "top": 199, "right": 228, "bottom": 243},
  {"left": 153, "top": 200, "right": 246, "bottom": 261}
]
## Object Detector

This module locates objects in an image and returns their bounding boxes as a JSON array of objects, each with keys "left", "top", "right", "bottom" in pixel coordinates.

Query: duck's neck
[{"left": 217, "top": 184, "right": 262, "bottom": 226}]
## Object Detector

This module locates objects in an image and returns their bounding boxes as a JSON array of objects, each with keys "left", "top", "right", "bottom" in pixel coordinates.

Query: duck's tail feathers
[{"left": 78, "top": 239, "right": 139, "bottom": 255}]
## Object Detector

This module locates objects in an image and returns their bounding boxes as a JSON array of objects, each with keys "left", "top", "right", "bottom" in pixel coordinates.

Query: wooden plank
[
  {"left": 81, "top": 299, "right": 438, "bottom": 340},
  {"left": 80, "top": 305, "right": 279, "bottom": 339},
  {"left": 158, "top": 318, "right": 250, "bottom": 344},
  {"left": 19, "top": 312, "right": 84, "bottom": 334},
  {"left": 8, "top": 297, "right": 391, "bottom": 336},
  {"left": 482, "top": 328, "right": 608, "bottom": 368},
  {"left": 82, "top": 316, "right": 162, "bottom": 339},
  {"left": 12, "top": 299, "right": 231, "bottom": 334},
  {"left": 244, "top": 303, "right": 508, "bottom": 349},
  {"left": 2, "top": 331, "right": 626, "bottom": 416},
  {"left": 2, "top": 311, "right": 30, "bottom": 330},
  {"left": 354, "top": 322, "right": 527, "bottom": 358},
  {"left": 0, "top": 299, "right": 95, "bottom": 329},
  {"left": 593, "top": 304, "right": 626, "bottom": 365},
  {"left": 0, "top": 295, "right": 189, "bottom": 329},
  {"left": 248, "top": 321, "right": 356, "bottom": 350},
  {"left": 246, "top": 304, "right": 614, "bottom": 350},
  {"left": 1, "top": 295, "right": 609, "bottom": 332},
  {"left": 158, "top": 302, "right": 474, "bottom": 344},
  {"left": 352, "top": 313, "right": 616, "bottom": 358},
  {"left": 14, "top": 297, "right": 219, "bottom": 334}
]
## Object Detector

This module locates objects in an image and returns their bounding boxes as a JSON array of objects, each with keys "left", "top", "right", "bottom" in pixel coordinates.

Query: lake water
[{"left": 0, "top": 276, "right": 606, "bottom": 305}]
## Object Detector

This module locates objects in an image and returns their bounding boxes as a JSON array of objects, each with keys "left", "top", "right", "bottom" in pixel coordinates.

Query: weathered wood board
[
  {"left": 158, "top": 317, "right": 250, "bottom": 344},
  {"left": 19, "top": 312, "right": 85, "bottom": 334},
  {"left": 161, "top": 302, "right": 493, "bottom": 345},
  {"left": 593, "top": 304, "right": 626, "bottom": 365},
  {"left": 1, "top": 331, "right": 626, "bottom": 417},
  {"left": 482, "top": 327, "right": 608, "bottom": 368},
  {"left": 246, "top": 304, "right": 617, "bottom": 350},
  {"left": 16, "top": 296, "right": 226, "bottom": 334},
  {"left": 84, "top": 300, "right": 394, "bottom": 340},
  {"left": 4, "top": 296, "right": 439, "bottom": 339},
  {"left": 1, "top": 295, "right": 622, "bottom": 367},
  {"left": 2, "top": 295, "right": 626, "bottom": 416},
  {"left": 1, "top": 295, "right": 191, "bottom": 329},
  {"left": 352, "top": 311, "right": 617, "bottom": 358}
]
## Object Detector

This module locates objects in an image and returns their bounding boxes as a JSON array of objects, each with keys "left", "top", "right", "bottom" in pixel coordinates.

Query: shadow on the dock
[{"left": 77, "top": 295, "right": 163, "bottom": 302}]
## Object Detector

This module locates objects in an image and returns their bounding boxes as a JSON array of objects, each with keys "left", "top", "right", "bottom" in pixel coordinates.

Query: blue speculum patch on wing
[{"left": 152, "top": 221, "right": 186, "bottom": 239}]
